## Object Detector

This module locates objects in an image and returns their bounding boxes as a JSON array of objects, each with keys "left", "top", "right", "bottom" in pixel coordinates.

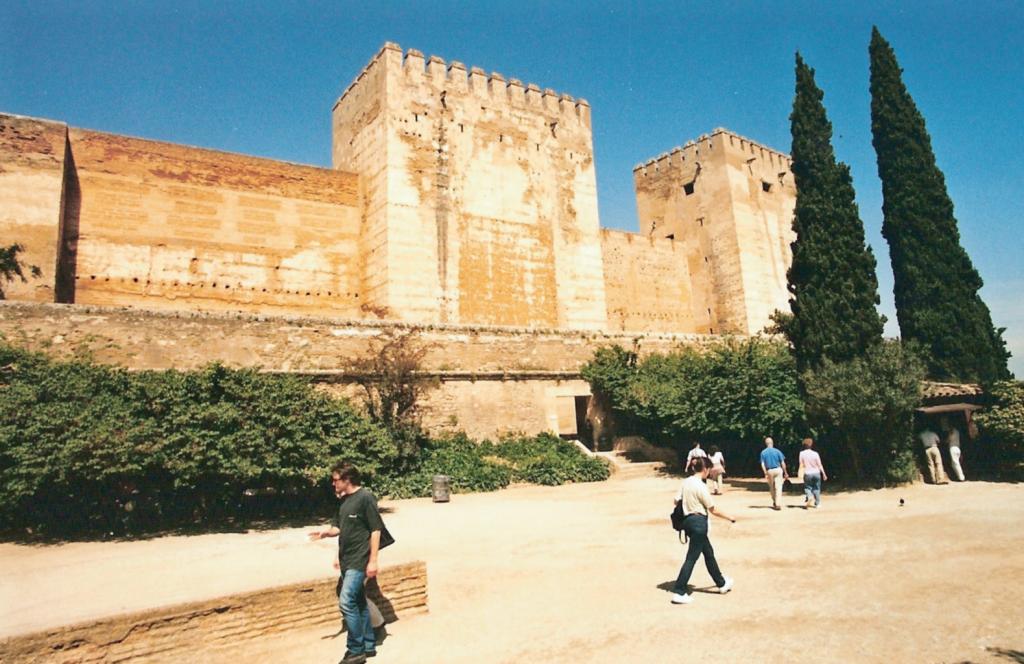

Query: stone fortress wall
[{"left": 0, "top": 43, "right": 797, "bottom": 439}]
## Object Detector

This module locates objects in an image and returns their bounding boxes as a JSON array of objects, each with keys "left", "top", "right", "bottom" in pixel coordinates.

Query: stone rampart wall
[
  {"left": 64, "top": 128, "right": 365, "bottom": 318},
  {"left": 600, "top": 229, "right": 695, "bottom": 333},
  {"left": 0, "top": 114, "right": 68, "bottom": 303}
]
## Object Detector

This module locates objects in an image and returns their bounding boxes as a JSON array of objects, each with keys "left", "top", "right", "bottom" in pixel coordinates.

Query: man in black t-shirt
[{"left": 309, "top": 463, "right": 384, "bottom": 664}]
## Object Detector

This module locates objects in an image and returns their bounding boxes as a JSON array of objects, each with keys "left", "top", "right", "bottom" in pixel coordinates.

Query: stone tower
[
  {"left": 633, "top": 129, "right": 796, "bottom": 335},
  {"left": 332, "top": 42, "right": 607, "bottom": 329}
]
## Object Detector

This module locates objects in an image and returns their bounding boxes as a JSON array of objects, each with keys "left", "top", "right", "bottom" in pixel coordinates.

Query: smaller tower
[{"left": 633, "top": 129, "right": 796, "bottom": 335}]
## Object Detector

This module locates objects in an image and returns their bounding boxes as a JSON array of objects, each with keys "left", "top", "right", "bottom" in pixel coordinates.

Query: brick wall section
[
  {"left": 0, "top": 561, "right": 427, "bottom": 663},
  {"left": 600, "top": 229, "right": 695, "bottom": 332},
  {"left": 64, "top": 127, "right": 365, "bottom": 317},
  {"left": 0, "top": 113, "right": 68, "bottom": 302}
]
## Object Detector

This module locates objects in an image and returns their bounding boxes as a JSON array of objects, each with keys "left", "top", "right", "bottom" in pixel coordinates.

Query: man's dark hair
[
  {"left": 331, "top": 462, "right": 362, "bottom": 485},
  {"left": 687, "top": 456, "right": 713, "bottom": 475}
]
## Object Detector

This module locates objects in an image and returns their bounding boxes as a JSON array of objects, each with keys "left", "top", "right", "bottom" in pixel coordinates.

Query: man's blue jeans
[
  {"left": 338, "top": 568, "right": 375, "bottom": 655},
  {"left": 673, "top": 514, "right": 726, "bottom": 595}
]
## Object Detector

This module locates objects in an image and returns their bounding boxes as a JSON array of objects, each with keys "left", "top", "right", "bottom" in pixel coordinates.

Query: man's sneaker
[
  {"left": 365, "top": 652, "right": 377, "bottom": 659},
  {"left": 718, "top": 577, "right": 734, "bottom": 594},
  {"left": 340, "top": 652, "right": 367, "bottom": 664},
  {"left": 670, "top": 592, "right": 694, "bottom": 604}
]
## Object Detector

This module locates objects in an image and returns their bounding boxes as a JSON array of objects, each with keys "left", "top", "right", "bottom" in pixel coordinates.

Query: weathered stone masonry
[{"left": 0, "top": 42, "right": 796, "bottom": 439}]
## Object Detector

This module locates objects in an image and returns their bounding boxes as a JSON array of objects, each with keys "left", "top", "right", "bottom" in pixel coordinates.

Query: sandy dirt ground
[{"left": 3, "top": 474, "right": 1023, "bottom": 663}]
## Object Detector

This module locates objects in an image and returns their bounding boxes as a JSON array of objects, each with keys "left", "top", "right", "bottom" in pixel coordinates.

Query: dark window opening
[
  {"left": 683, "top": 181, "right": 695, "bottom": 195},
  {"left": 697, "top": 217, "right": 704, "bottom": 227},
  {"left": 665, "top": 234, "right": 674, "bottom": 240},
  {"left": 761, "top": 181, "right": 772, "bottom": 193}
]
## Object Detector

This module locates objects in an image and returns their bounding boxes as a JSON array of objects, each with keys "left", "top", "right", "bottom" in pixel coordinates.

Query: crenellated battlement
[
  {"left": 335, "top": 42, "right": 590, "bottom": 125},
  {"left": 633, "top": 127, "right": 792, "bottom": 176}
]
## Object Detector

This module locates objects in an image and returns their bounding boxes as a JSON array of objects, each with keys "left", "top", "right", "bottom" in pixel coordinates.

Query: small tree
[
  {"left": 0, "top": 243, "right": 42, "bottom": 299},
  {"left": 346, "top": 328, "right": 438, "bottom": 465},
  {"left": 802, "top": 340, "right": 925, "bottom": 484}
]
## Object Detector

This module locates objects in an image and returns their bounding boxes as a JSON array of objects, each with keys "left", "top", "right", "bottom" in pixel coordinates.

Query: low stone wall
[
  {"left": 0, "top": 301, "right": 711, "bottom": 439},
  {"left": 0, "top": 561, "right": 427, "bottom": 663}
]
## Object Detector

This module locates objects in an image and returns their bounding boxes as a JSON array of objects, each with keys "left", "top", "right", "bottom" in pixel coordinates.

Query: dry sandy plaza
[{"left": 3, "top": 471, "right": 1022, "bottom": 663}]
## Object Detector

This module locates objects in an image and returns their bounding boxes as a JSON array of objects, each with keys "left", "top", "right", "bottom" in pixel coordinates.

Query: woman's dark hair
[
  {"left": 709, "top": 445, "right": 720, "bottom": 455},
  {"left": 687, "top": 456, "right": 713, "bottom": 475},
  {"left": 802, "top": 438, "right": 814, "bottom": 449}
]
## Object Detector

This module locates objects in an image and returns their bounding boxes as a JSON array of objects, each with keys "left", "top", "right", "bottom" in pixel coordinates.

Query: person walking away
[
  {"left": 920, "top": 427, "right": 948, "bottom": 484},
  {"left": 708, "top": 445, "right": 726, "bottom": 495},
  {"left": 671, "top": 457, "right": 736, "bottom": 605},
  {"left": 686, "top": 441, "right": 708, "bottom": 465},
  {"left": 309, "top": 463, "right": 384, "bottom": 664},
  {"left": 760, "top": 437, "right": 789, "bottom": 510},
  {"left": 798, "top": 438, "right": 827, "bottom": 508},
  {"left": 944, "top": 419, "right": 965, "bottom": 481}
]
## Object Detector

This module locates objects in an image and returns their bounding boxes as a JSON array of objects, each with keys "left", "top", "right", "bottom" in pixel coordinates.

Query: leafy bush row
[
  {"left": 582, "top": 337, "right": 926, "bottom": 484},
  {"left": 0, "top": 343, "right": 610, "bottom": 539}
]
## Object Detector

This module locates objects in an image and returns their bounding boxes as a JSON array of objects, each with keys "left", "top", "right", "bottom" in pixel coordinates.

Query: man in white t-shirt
[{"left": 920, "top": 427, "right": 948, "bottom": 484}]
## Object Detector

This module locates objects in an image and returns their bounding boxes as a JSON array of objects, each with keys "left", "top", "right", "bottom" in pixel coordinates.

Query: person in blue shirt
[{"left": 759, "top": 437, "right": 789, "bottom": 511}]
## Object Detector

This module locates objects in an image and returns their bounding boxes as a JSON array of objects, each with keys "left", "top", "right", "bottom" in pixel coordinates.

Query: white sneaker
[
  {"left": 670, "top": 592, "right": 694, "bottom": 604},
  {"left": 718, "top": 577, "right": 734, "bottom": 594}
]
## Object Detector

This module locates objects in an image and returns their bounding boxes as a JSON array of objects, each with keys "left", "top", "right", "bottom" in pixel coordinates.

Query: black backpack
[{"left": 670, "top": 503, "right": 688, "bottom": 543}]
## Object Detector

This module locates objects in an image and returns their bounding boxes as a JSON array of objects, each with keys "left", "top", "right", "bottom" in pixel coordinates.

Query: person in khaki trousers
[
  {"left": 759, "top": 437, "right": 789, "bottom": 510},
  {"left": 920, "top": 427, "right": 948, "bottom": 484},
  {"left": 944, "top": 421, "right": 965, "bottom": 481}
]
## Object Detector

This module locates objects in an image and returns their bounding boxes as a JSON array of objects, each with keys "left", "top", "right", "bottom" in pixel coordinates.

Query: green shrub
[
  {"left": 975, "top": 381, "right": 1024, "bottom": 477},
  {"left": 802, "top": 340, "right": 925, "bottom": 484},
  {"left": 582, "top": 338, "right": 806, "bottom": 474},
  {"left": 371, "top": 432, "right": 609, "bottom": 498},
  {"left": 493, "top": 432, "right": 610, "bottom": 485},
  {"left": 0, "top": 343, "right": 395, "bottom": 537}
]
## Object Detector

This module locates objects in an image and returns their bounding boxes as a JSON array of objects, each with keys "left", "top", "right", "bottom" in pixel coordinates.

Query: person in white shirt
[
  {"left": 670, "top": 457, "right": 737, "bottom": 605},
  {"left": 920, "top": 427, "right": 948, "bottom": 484},
  {"left": 943, "top": 418, "right": 965, "bottom": 481},
  {"left": 708, "top": 445, "right": 726, "bottom": 495},
  {"left": 686, "top": 442, "right": 708, "bottom": 465}
]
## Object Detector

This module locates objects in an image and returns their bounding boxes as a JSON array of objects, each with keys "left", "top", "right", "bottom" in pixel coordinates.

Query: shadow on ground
[{"left": 655, "top": 580, "right": 721, "bottom": 595}]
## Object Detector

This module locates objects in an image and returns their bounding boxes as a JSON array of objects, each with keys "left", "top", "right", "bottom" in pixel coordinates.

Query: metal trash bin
[{"left": 432, "top": 474, "right": 451, "bottom": 503}]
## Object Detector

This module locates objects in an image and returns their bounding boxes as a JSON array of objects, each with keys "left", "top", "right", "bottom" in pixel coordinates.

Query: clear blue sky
[{"left": 3, "top": 1, "right": 1021, "bottom": 376}]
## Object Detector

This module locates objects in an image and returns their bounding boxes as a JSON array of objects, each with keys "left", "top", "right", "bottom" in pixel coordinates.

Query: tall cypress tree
[
  {"left": 782, "top": 53, "right": 885, "bottom": 374},
  {"left": 869, "top": 27, "right": 1010, "bottom": 383}
]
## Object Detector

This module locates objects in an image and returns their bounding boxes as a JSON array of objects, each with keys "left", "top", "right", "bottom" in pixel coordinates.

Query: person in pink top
[{"left": 798, "top": 438, "right": 827, "bottom": 508}]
